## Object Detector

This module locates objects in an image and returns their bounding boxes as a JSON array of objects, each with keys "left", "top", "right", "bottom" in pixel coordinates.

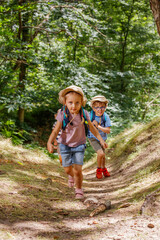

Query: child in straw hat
[
  {"left": 47, "top": 86, "right": 108, "bottom": 199},
  {"left": 88, "top": 95, "right": 111, "bottom": 179}
]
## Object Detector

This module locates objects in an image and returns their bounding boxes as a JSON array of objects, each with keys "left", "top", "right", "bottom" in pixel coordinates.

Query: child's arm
[
  {"left": 53, "top": 139, "right": 58, "bottom": 150},
  {"left": 97, "top": 125, "right": 110, "bottom": 134},
  {"left": 88, "top": 120, "right": 108, "bottom": 149},
  {"left": 47, "top": 121, "right": 62, "bottom": 153},
  {"left": 92, "top": 120, "right": 110, "bottom": 134}
]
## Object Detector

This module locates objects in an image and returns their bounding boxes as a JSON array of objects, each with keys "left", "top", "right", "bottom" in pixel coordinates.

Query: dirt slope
[{"left": 0, "top": 117, "right": 160, "bottom": 240}]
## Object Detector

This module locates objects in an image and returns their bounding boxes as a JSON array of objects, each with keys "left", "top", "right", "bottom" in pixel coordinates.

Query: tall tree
[
  {"left": 150, "top": 0, "right": 160, "bottom": 35},
  {"left": 0, "top": 0, "right": 160, "bottom": 127},
  {"left": 1, "top": 1, "right": 104, "bottom": 122},
  {"left": 17, "top": 0, "right": 29, "bottom": 122}
]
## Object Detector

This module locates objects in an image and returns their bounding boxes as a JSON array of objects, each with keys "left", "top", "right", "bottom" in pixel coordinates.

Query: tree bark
[
  {"left": 17, "top": 0, "right": 29, "bottom": 123},
  {"left": 18, "top": 108, "right": 25, "bottom": 123},
  {"left": 150, "top": 0, "right": 160, "bottom": 35},
  {"left": 119, "top": 0, "right": 134, "bottom": 93}
]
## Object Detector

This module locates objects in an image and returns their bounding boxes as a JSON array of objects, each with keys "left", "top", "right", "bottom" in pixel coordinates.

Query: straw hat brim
[
  {"left": 59, "top": 85, "right": 87, "bottom": 107},
  {"left": 90, "top": 95, "right": 109, "bottom": 107}
]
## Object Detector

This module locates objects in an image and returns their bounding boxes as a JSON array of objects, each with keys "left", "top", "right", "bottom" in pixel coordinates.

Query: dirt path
[
  {"left": 0, "top": 159, "right": 159, "bottom": 240},
  {"left": 81, "top": 164, "right": 160, "bottom": 240},
  {"left": 0, "top": 118, "right": 160, "bottom": 240}
]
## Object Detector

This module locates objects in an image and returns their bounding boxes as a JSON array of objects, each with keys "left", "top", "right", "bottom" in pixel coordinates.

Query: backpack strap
[
  {"left": 90, "top": 110, "right": 95, "bottom": 122},
  {"left": 104, "top": 112, "right": 107, "bottom": 121},
  {"left": 101, "top": 112, "right": 107, "bottom": 126},
  {"left": 90, "top": 110, "right": 106, "bottom": 127},
  {"left": 81, "top": 107, "right": 89, "bottom": 136},
  {"left": 62, "top": 106, "right": 88, "bottom": 136},
  {"left": 62, "top": 106, "right": 71, "bottom": 130}
]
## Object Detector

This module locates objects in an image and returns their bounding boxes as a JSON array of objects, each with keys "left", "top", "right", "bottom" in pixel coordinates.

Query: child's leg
[
  {"left": 102, "top": 155, "right": 106, "bottom": 168},
  {"left": 73, "top": 164, "right": 84, "bottom": 199},
  {"left": 89, "top": 138, "right": 104, "bottom": 168},
  {"left": 95, "top": 142, "right": 110, "bottom": 178},
  {"left": 99, "top": 152, "right": 110, "bottom": 177},
  {"left": 58, "top": 154, "right": 62, "bottom": 165},
  {"left": 59, "top": 143, "right": 74, "bottom": 187},
  {"left": 97, "top": 149, "right": 105, "bottom": 168},
  {"left": 73, "top": 164, "right": 83, "bottom": 189},
  {"left": 64, "top": 166, "right": 74, "bottom": 188},
  {"left": 89, "top": 138, "right": 104, "bottom": 179},
  {"left": 72, "top": 144, "right": 85, "bottom": 199},
  {"left": 89, "top": 138, "right": 110, "bottom": 178},
  {"left": 96, "top": 149, "right": 105, "bottom": 179},
  {"left": 64, "top": 165, "right": 74, "bottom": 177},
  {"left": 57, "top": 144, "right": 62, "bottom": 165}
]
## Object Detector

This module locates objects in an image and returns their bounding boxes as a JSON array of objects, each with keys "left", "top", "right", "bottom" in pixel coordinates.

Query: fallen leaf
[
  {"left": 88, "top": 221, "right": 98, "bottom": 225},
  {"left": 148, "top": 223, "right": 154, "bottom": 228}
]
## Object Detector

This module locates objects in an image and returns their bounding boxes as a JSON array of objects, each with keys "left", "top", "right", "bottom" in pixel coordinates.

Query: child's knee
[
  {"left": 73, "top": 166, "right": 82, "bottom": 176},
  {"left": 64, "top": 166, "right": 72, "bottom": 175},
  {"left": 97, "top": 150, "right": 105, "bottom": 158},
  {"left": 74, "top": 170, "right": 82, "bottom": 178}
]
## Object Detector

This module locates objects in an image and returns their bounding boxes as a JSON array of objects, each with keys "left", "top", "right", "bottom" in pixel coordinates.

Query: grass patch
[
  {"left": 132, "top": 183, "right": 160, "bottom": 202},
  {"left": 108, "top": 117, "right": 160, "bottom": 158},
  {"left": 0, "top": 117, "right": 160, "bottom": 239}
]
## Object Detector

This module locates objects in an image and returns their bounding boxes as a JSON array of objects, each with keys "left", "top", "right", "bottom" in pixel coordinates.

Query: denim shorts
[{"left": 59, "top": 143, "right": 86, "bottom": 167}]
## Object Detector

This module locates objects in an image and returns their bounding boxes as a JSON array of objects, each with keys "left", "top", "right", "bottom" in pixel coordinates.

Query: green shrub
[{"left": 0, "top": 119, "right": 31, "bottom": 145}]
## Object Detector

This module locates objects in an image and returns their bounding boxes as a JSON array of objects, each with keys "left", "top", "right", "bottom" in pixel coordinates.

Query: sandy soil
[
  {"left": 0, "top": 162, "right": 160, "bottom": 240},
  {"left": 0, "top": 119, "right": 160, "bottom": 240}
]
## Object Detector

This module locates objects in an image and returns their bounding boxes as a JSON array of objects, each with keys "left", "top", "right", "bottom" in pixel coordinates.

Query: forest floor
[{"left": 0, "top": 117, "right": 160, "bottom": 240}]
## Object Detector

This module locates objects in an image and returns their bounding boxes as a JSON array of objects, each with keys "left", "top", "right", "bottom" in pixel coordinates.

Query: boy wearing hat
[
  {"left": 47, "top": 86, "right": 108, "bottom": 199},
  {"left": 88, "top": 95, "right": 111, "bottom": 179}
]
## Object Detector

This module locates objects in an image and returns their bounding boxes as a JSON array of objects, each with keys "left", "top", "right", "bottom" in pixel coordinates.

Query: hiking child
[
  {"left": 88, "top": 95, "right": 111, "bottom": 179},
  {"left": 47, "top": 85, "right": 108, "bottom": 199}
]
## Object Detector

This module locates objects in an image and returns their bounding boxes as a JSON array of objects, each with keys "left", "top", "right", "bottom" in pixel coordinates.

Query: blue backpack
[
  {"left": 90, "top": 110, "right": 107, "bottom": 127},
  {"left": 61, "top": 106, "right": 89, "bottom": 136}
]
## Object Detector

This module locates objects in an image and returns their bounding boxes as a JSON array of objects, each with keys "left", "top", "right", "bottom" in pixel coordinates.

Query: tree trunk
[
  {"left": 150, "top": 0, "right": 160, "bottom": 35},
  {"left": 119, "top": 0, "right": 134, "bottom": 93},
  {"left": 18, "top": 62, "right": 27, "bottom": 123},
  {"left": 18, "top": 108, "right": 25, "bottom": 123},
  {"left": 17, "top": 0, "right": 29, "bottom": 123}
]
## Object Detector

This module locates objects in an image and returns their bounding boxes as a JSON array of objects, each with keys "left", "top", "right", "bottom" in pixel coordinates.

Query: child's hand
[
  {"left": 47, "top": 142, "right": 54, "bottom": 153},
  {"left": 53, "top": 145, "right": 58, "bottom": 150},
  {"left": 92, "top": 120, "right": 98, "bottom": 128},
  {"left": 100, "top": 140, "right": 108, "bottom": 149},
  {"left": 53, "top": 140, "right": 58, "bottom": 150}
]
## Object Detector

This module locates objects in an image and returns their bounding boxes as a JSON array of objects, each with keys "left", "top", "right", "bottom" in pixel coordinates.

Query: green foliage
[
  {"left": 0, "top": 0, "right": 160, "bottom": 139},
  {"left": 84, "top": 139, "right": 95, "bottom": 162},
  {"left": 24, "top": 141, "right": 58, "bottom": 160},
  {"left": 0, "top": 120, "right": 30, "bottom": 145}
]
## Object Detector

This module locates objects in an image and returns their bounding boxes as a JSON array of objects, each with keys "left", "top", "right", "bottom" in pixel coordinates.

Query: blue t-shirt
[{"left": 88, "top": 112, "right": 111, "bottom": 141}]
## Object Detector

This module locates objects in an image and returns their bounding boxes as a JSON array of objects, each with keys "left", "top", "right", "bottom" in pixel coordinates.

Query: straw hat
[
  {"left": 59, "top": 85, "right": 87, "bottom": 106},
  {"left": 90, "top": 95, "right": 109, "bottom": 107}
]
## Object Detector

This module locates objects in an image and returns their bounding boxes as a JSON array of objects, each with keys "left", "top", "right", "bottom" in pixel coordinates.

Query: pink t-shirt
[{"left": 56, "top": 109, "right": 90, "bottom": 147}]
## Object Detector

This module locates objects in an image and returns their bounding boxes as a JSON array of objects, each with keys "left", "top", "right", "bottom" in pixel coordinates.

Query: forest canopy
[{"left": 0, "top": 0, "right": 160, "bottom": 143}]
